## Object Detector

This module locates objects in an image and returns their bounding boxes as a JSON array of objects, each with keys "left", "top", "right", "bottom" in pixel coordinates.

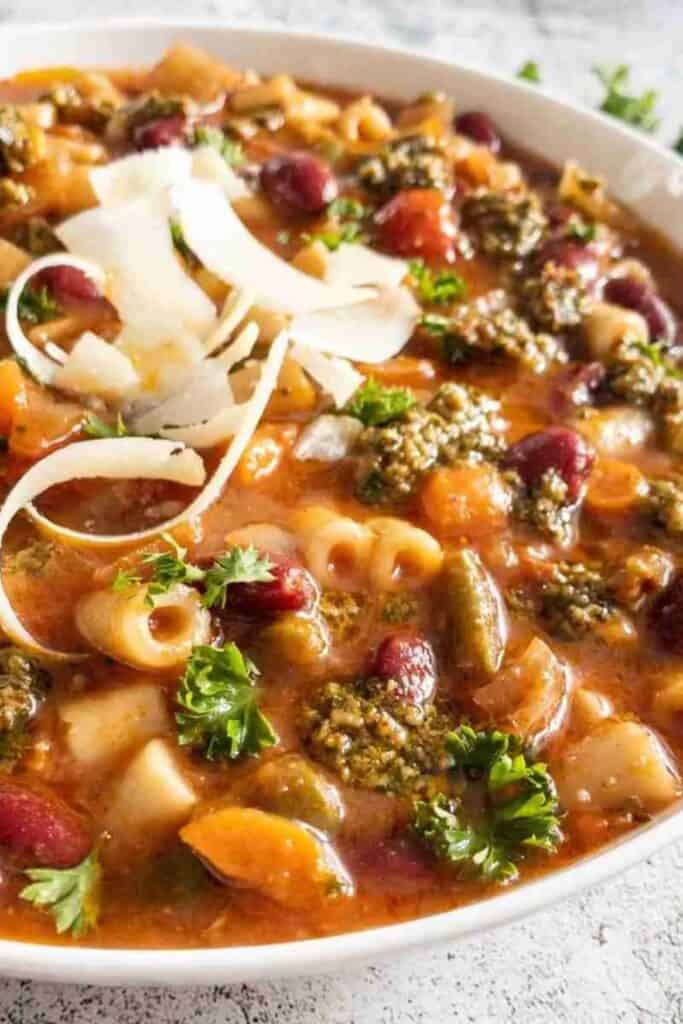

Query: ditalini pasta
[{"left": 0, "top": 42, "right": 680, "bottom": 953}]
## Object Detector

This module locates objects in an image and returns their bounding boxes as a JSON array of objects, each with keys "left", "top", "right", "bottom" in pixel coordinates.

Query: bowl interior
[{"left": 0, "top": 17, "right": 682, "bottom": 985}]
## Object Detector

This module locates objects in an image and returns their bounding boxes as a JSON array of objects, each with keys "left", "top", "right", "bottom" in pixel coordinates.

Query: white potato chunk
[
  {"left": 573, "top": 406, "right": 654, "bottom": 458},
  {"left": 556, "top": 720, "right": 681, "bottom": 813},
  {"left": 571, "top": 688, "right": 614, "bottom": 734},
  {"left": 104, "top": 739, "right": 197, "bottom": 837},
  {"left": 583, "top": 301, "right": 648, "bottom": 359},
  {"left": 59, "top": 683, "right": 170, "bottom": 767}
]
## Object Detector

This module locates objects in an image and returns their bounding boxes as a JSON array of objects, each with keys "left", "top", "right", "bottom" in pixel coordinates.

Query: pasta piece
[
  {"left": 224, "top": 524, "right": 299, "bottom": 559},
  {"left": 337, "top": 96, "right": 393, "bottom": 143},
  {"left": 583, "top": 301, "right": 648, "bottom": 359},
  {"left": 230, "top": 74, "right": 298, "bottom": 112},
  {"left": 365, "top": 517, "right": 443, "bottom": 592},
  {"left": 104, "top": 739, "right": 197, "bottom": 842},
  {"left": 290, "top": 506, "right": 374, "bottom": 591},
  {"left": 75, "top": 583, "right": 210, "bottom": 671},
  {"left": 147, "top": 44, "right": 243, "bottom": 101},
  {"left": 556, "top": 720, "right": 681, "bottom": 812},
  {"left": 59, "top": 683, "right": 170, "bottom": 767},
  {"left": 558, "top": 160, "right": 618, "bottom": 223}
]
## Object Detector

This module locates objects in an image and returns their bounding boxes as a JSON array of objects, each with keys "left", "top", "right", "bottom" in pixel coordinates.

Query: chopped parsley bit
[
  {"left": 192, "top": 124, "right": 245, "bottom": 167},
  {"left": 142, "top": 533, "right": 205, "bottom": 607},
  {"left": 594, "top": 65, "right": 659, "bottom": 132},
  {"left": 111, "top": 568, "right": 142, "bottom": 593},
  {"left": 675, "top": 130, "right": 683, "bottom": 156},
  {"left": 565, "top": 219, "right": 596, "bottom": 243},
  {"left": 20, "top": 848, "right": 101, "bottom": 938},
  {"left": 345, "top": 378, "right": 417, "bottom": 427},
  {"left": 276, "top": 229, "right": 291, "bottom": 245},
  {"left": 202, "top": 545, "right": 274, "bottom": 609},
  {"left": 413, "top": 725, "right": 562, "bottom": 884},
  {"left": 170, "top": 219, "right": 197, "bottom": 266},
  {"left": 517, "top": 61, "right": 541, "bottom": 84},
  {"left": 419, "top": 312, "right": 450, "bottom": 336},
  {"left": 408, "top": 259, "right": 467, "bottom": 305},
  {"left": 82, "top": 413, "right": 129, "bottom": 439},
  {"left": 0, "top": 283, "right": 60, "bottom": 324},
  {"left": 176, "top": 643, "right": 277, "bottom": 761},
  {"left": 303, "top": 196, "right": 368, "bottom": 251}
]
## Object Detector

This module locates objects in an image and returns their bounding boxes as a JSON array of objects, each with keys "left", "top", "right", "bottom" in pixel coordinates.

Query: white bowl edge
[{"left": 0, "top": 16, "right": 681, "bottom": 985}]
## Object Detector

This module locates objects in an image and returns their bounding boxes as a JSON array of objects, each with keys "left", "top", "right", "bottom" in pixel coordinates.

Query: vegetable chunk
[
  {"left": 59, "top": 683, "right": 170, "bottom": 767},
  {"left": 104, "top": 739, "right": 196, "bottom": 840},
  {"left": 180, "top": 807, "right": 352, "bottom": 909}
]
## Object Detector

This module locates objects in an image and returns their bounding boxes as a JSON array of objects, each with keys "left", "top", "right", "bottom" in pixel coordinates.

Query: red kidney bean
[
  {"left": 353, "top": 836, "right": 433, "bottom": 883},
  {"left": 374, "top": 188, "right": 457, "bottom": 261},
  {"left": 603, "top": 276, "right": 677, "bottom": 346},
  {"left": 33, "top": 265, "right": 101, "bottom": 303},
  {"left": 504, "top": 426, "right": 595, "bottom": 502},
  {"left": 0, "top": 781, "right": 91, "bottom": 868},
  {"left": 372, "top": 631, "right": 437, "bottom": 704},
  {"left": 551, "top": 361, "right": 606, "bottom": 414},
  {"left": 536, "top": 238, "right": 599, "bottom": 280},
  {"left": 650, "top": 571, "right": 683, "bottom": 655},
  {"left": 227, "top": 554, "right": 317, "bottom": 616},
  {"left": 133, "top": 115, "right": 187, "bottom": 151},
  {"left": 260, "top": 151, "right": 338, "bottom": 214},
  {"left": 454, "top": 111, "right": 501, "bottom": 154}
]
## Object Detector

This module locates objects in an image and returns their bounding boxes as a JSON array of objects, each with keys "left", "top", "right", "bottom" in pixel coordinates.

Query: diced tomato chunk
[{"left": 374, "top": 188, "right": 457, "bottom": 261}]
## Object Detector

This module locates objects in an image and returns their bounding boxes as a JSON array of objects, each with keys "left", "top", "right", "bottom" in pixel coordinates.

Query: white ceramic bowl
[{"left": 1, "top": 17, "right": 682, "bottom": 986}]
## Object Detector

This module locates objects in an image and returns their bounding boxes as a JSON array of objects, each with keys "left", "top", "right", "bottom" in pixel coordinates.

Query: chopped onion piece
[
  {"left": 90, "top": 148, "right": 193, "bottom": 206},
  {"left": 290, "top": 286, "right": 419, "bottom": 364},
  {"left": 324, "top": 243, "right": 408, "bottom": 289},
  {"left": 0, "top": 439, "right": 205, "bottom": 659},
  {"left": 55, "top": 331, "right": 140, "bottom": 402},
  {"left": 294, "top": 415, "right": 363, "bottom": 462},
  {"left": 172, "top": 179, "right": 373, "bottom": 314},
  {"left": 4, "top": 253, "right": 106, "bottom": 384},
  {"left": 290, "top": 343, "right": 365, "bottom": 408}
]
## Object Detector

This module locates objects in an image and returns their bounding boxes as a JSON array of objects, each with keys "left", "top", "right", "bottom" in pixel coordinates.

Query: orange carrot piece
[
  {"left": 420, "top": 463, "right": 510, "bottom": 537},
  {"left": 585, "top": 457, "right": 648, "bottom": 515},
  {"left": 0, "top": 360, "right": 27, "bottom": 437}
]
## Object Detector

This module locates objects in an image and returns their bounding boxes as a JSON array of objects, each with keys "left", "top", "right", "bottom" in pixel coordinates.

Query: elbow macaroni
[
  {"left": 75, "top": 583, "right": 210, "bottom": 670},
  {"left": 337, "top": 96, "right": 393, "bottom": 143},
  {"left": 365, "top": 517, "right": 443, "bottom": 591}
]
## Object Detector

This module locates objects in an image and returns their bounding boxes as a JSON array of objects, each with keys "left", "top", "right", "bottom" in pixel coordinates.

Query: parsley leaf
[
  {"left": 304, "top": 197, "right": 368, "bottom": 251},
  {"left": 170, "top": 219, "right": 198, "bottom": 266},
  {"left": 0, "top": 284, "right": 61, "bottom": 324},
  {"left": 413, "top": 726, "right": 562, "bottom": 883},
  {"left": 20, "top": 849, "right": 101, "bottom": 937},
  {"left": 409, "top": 259, "right": 467, "bottom": 305},
  {"left": 175, "top": 643, "right": 277, "bottom": 760},
  {"left": 82, "top": 413, "right": 129, "bottom": 439},
  {"left": 111, "top": 568, "right": 142, "bottom": 592},
  {"left": 142, "top": 533, "right": 205, "bottom": 606},
  {"left": 345, "top": 378, "right": 417, "bottom": 426},
  {"left": 675, "top": 130, "right": 683, "bottom": 156},
  {"left": 192, "top": 124, "right": 245, "bottom": 167},
  {"left": 594, "top": 65, "right": 659, "bottom": 132},
  {"left": 202, "top": 546, "right": 274, "bottom": 609},
  {"left": 565, "top": 219, "right": 596, "bottom": 243},
  {"left": 517, "top": 60, "right": 541, "bottom": 84},
  {"left": 419, "top": 312, "right": 450, "bottom": 336}
]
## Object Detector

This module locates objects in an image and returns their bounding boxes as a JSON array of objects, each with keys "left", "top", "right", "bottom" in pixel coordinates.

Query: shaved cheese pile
[
  {"left": 289, "top": 343, "right": 364, "bottom": 407},
  {"left": 55, "top": 331, "right": 140, "bottom": 402},
  {"left": 4, "top": 253, "right": 106, "bottom": 384},
  {"left": 0, "top": 439, "right": 205, "bottom": 659}
]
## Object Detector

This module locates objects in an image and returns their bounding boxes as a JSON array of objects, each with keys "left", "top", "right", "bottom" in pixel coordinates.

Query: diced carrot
[
  {"left": 585, "top": 457, "right": 648, "bottom": 515},
  {"left": 356, "top": 357, "right": 436, "bottom": 388},
  {"left": 10, "top": 379, "right": 84, "bottom": 459},
  {"left": 420, "top": 464, "right": 510, "bottom": 537},
  {"left": 0, "top": 359, "right": 27, "bottom": 437},
  {"left": 180, "top": 806, "right": 351, "bottom": 909},
  {"left": 234, "top": 425, "right": 297, "bottom": 487}
]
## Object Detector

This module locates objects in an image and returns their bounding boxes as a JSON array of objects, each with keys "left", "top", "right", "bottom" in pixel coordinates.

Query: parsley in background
[
  {"left": 594, "top": 65, "right": 660, "bottom": 132},
  {"left": 675, "top": 130, "right": 683, "bottom": 156},
  {"left": 345, "top": 379, "right": 416, "bottom": 427},
  {"left": 517, "top": 60, "right": 541, "bottom": 84},
  {"left": 176, "top": 643, "right": 277, "bottom": 760},
  {"left": 409, "top": 259, "right": 467, "bottom": 305},
  {"left": 193, "top": 124, "right": 245, "bottom": 167},
  {"left": 0, "top": 284, "right": 60, "bottom": 324},
  {"left": 20, "top": 849, "right": 101, "bottom": 937},
  {"left": 304, "top": 197, "right": 368, "bottom": 251},
  {"left": 82, "top": 413, "right": 129, "bottom": 439}
]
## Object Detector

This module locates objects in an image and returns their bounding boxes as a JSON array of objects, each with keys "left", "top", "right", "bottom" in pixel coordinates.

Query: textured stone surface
[{"left": 1, "top": 1, "right": 683, "bottom": 1020}]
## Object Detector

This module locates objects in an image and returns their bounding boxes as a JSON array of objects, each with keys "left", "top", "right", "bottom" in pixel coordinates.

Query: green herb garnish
[
  {"left": 20, "top": 849, "right": 101, "bottom": 938},
  {"left": 566, "top": 219, "right": 596, "bottom": 243},
  {"left": 0, "top": 284, "right": 61, "bottom": 324},
  {"left": 202, "top": 545, "right": 274, "bottom": 609},
  {"left": 111, "top": 568, "right": 142, "bottom": 592},
  {"left": 193, "top": 124, "right": 245, "bottom": 167},
  {"left": 82, "top": 413, "right": 129, "bottom": 439},
  {"left": 517, "top": 61, "right": 541, "bottom": 84},
  {"left": 409, "top": 259, "right": 467, "bottom": 305},
  {"left": 304, "top": 196, "right": 368, "bottom": 251},
  {"left": 345, "top": 378, "right": 417, "bottom": 426},
  {"left": 594, "top": 65, "right": 659, "bottom": 132},
  {"left": 142, "top": 533, "right": 205, "bottom": 606},
  {"left": 176, "top": 643, "right": 277, "bottom": 760},
  {"left": 413, "top": 725, "right": 562, "bottom": 883},
  {"left": 674, "top": 130, "right": 683, "bottom": 156},
  {"left": 170, "top": 219, "right": 198, "bottom": 265}
]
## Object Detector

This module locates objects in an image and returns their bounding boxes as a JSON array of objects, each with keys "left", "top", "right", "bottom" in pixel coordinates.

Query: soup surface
[{"left": 0, "top": 44, "right": 680, "bottom": 949}]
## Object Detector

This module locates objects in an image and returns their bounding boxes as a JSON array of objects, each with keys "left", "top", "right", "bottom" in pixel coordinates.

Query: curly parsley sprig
[{"left": 20, "top": 848, "right": 101, "bottom": 938}]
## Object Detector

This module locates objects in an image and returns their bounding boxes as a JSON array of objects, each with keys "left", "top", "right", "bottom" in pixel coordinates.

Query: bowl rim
[{"left": 0, "top": 15, "right": 682, "bottom": 986}]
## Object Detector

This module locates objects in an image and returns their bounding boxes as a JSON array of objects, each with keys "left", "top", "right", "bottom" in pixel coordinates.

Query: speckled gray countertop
[{"left": 1, "top": 2, "right": 683, "bottom": 1020}]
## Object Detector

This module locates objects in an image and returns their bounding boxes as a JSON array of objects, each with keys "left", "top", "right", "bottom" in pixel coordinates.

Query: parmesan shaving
[
  {"left": 131, "top": 362, "right": 233, "bottom": 437},
  {"left": 172, "top": 179, "right": 373, "bottom": 314},
  {"left": 324, "top": 243, "right": 408, "bottom": 289},
  {"left": 55, "top": 331, "right": 140, "bottom": 402},
  {"left": 290, "top": 286, "right": 419, "bottom": 363},
  {"left": 290, "top": 342, "right": 365, "bottom": 407},
  {"left": 90, "top": 148, "right": 193, "bottom": 206},
  {"left": 5, "top": 253, "right": 106, "bottom": 384},
  {"left": 191, "top": 146, "right": 249, "bottom": 200},
  {"left": 0, "top": 439, "right": 205, "bottom": 660}
]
